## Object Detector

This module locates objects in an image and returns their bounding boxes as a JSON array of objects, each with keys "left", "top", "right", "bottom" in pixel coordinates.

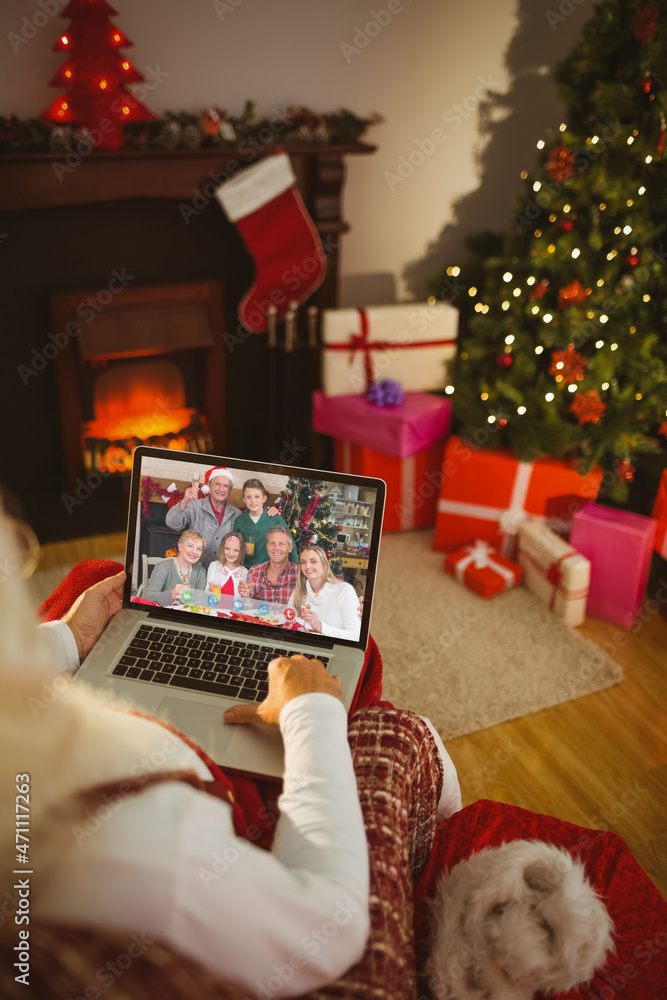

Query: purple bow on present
[{"left": 366, "top": 379, "right": 405, "bottom": 407}]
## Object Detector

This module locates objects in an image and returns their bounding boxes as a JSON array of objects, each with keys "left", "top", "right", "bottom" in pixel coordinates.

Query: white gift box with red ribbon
[
  {"left": 516, "top": 520, "right": 591, "bottom": 627},
  {"left": 321, "top": 303, "right": 458, "bottom": 396}
]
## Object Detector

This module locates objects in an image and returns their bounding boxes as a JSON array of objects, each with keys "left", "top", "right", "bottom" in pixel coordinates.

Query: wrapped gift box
[
  {"left": 570, "top": 503, "right": 656, "bottom": 627},
  {"left": 434, "top": 436, "right": 603, "bottom": 557},
  {"left": 334, "top": 438, "right": 445, "bottom": 532},
  {"left": 517, "top": 520, "right": 591, "bottom": 627},
  {"left": 321, "top": 303, "right": 458, "bottom": 396},
  {"left": 313, "top": 391, "right": 452, "bottom": 459},
  {"left": 651, "top": 469, "right": 667, "bottom": 559},
  {"left": 445, "top": 540, "right": 522, "bottom": 599}
]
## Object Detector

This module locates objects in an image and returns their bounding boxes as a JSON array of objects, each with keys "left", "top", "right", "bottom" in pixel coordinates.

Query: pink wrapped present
[
  {"left": 313, "top": 391, "right": 452, "bottom": 459},
  {"left": 517, "top": 520, "right": 590, "bottom": 627},
  {"left": 570, "top": 503, "right": 657, "bottom": 627},
  {"left": 445, "top": 539, "right": 522, "bottom": 599}
]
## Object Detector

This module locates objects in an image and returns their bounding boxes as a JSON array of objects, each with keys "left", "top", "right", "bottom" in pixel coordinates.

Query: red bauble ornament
[
  {"left": 337, "top": 525, "right": 343, "bottom": 531},
  {"left": 549, "top": 344, "right": 587, "bottom": 383},
  {"left": 570, "top": 391, "right": 607, "bottom": 425},
  {"left": 498, "top": 418, "right": 508, "bottom": 428},
  {"left": 559, "top": 219, "right": 574, "bottom": 232},
  {"left": 557, "top": 279, "right": 591, "bottom": 309},
  {"left": 496, "top": 353, "right": 513, "bottom": 369},
  {"left": 547, "top": 144, "right": 575, "bottom": 183},
  {"left": 529, "top": 279, "right": 549, "bottom": 301},
  {"left": 626, "top": 254, "right": 639, "bottom": 268},
  {"left": 658, "top": 420, "right": 667, "bottom": 439},
  {"left": 635, "top": 0, "right": 659, "bottom": 47},
  {"left": 616, "top": 460, "right": 635, "bottom": 483},
  {"left": 638, "top": 74, "right": 653, "bottom": 94}
]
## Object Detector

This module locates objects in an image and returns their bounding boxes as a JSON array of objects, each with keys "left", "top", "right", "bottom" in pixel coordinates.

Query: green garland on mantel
[{"left": 0, "top": 102, "right": 383, "bottom": 154}]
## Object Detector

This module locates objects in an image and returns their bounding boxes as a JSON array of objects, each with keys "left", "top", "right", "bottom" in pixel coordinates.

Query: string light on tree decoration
[{"left": 39, "top": 0, "right": 158, "bottom": 149}]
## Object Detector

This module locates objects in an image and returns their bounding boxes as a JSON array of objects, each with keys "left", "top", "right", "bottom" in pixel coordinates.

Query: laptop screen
[{"left": 124, "top": 446, "right": 386, "bottom": 649}]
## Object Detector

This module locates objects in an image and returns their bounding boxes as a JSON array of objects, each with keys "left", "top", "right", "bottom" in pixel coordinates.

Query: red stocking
[{"left": 215, "top": 152, "right": 326, "bottom": 332}]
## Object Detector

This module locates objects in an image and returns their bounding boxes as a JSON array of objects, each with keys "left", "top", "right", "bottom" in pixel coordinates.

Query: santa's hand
[
  {"left": 223, "top": 655, "right": 341, "bottom": 726},
  {"left": 62, "top": 570, "right": 125, "bottom": 660}
]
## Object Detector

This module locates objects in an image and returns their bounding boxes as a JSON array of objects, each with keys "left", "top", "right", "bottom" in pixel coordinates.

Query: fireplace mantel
[{"left": 1, "top": 142, "right": 375, "bottom": 214}]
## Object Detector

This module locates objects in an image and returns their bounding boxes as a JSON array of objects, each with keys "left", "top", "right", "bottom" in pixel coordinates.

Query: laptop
[{"left": 75, "top": 445, "right": 386, "bottom": 779}]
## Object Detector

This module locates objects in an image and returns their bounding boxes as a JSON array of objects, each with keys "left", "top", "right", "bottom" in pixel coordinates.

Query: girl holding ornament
[{"left": 206, "top": 531, "right": 248, "bottom": 598}]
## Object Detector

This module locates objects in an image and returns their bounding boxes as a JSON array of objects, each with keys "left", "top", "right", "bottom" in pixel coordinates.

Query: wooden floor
[{"left": 36, "top": 532, "right": 667, "bottom": 899}]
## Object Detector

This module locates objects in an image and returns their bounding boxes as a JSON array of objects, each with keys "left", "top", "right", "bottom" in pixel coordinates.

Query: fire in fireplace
[
  {"left": 51, "top": 280, "right": 226, "bottom": 488},
  {"left": 81, "top": 358, "right": 213, "bottom": 474}
]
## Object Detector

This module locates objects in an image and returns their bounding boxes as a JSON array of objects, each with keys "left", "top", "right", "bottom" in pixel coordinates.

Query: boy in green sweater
[{"left": 235, "top": 478, "right": 298, "bottom": 568}]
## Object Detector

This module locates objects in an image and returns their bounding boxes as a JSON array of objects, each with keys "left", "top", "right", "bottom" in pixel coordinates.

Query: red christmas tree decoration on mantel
[{"left": 40, "top": 0, "right": 158, "bottom": 149}]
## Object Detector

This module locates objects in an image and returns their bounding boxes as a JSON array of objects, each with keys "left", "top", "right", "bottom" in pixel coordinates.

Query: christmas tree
[
  {"left": 435, "top": 0, "right": 667, "bottom": 504},
  {"left": 277, "top": 478, "right": 343, "bottom": 578},
  {"left": 40, "top": 0, "right": 157, "bottom": 149}
]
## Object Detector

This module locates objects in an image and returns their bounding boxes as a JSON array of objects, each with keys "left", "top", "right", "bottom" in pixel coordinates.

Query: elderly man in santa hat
[{"left": 165, "top": 466, "right": 241, "bottom": 571}]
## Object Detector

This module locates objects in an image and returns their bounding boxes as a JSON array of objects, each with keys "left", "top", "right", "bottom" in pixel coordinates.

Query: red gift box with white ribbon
[
  {"left": 516, "top": 520, "right": 591, "bottom": 627},
  {"left": 334, "top": 438, "right": 445, "bottom": 532},
  {"left": 445, "top": 539, "right": 522, "bottom": 599},
  {"left": 434, "top": 436, "right": 603, "bottom": 558}
]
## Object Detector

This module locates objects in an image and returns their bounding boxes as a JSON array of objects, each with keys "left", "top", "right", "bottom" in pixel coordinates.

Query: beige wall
[{"left": 2, "top": 0, "right": 590, "bottom": 299}]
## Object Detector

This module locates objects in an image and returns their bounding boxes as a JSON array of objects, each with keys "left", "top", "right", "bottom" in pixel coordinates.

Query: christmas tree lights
[{"left": 433, "top": 0, "right": 667, "bottom": 502}]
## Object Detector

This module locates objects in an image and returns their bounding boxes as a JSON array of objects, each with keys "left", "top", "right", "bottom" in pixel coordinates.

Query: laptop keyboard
[{"left": 111, "top": 624, "right": 330, "bottom": 703}]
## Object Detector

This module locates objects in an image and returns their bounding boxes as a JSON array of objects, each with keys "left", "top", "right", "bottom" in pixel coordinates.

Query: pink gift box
[
  {"left": 313, "top": 391, "right": 452, "bottom": 459},
  {"left": 570, "top": 503, "right": 657, "bottom": 627}
]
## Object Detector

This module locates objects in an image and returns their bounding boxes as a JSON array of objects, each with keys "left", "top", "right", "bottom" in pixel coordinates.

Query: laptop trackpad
[{"left": 156, "top": 698, "right": 235, "bottom": 761}]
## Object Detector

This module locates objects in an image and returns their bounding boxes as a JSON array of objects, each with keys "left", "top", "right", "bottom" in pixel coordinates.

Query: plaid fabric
[
  {"left": 308, "top": 706, "right": 444, "bottom": 1000},
  {"left": 246, "top": 559, "right": 298, "bottom": 603}
]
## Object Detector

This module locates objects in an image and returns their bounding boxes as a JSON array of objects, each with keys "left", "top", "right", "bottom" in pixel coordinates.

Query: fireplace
[
  {"left": 51, "top": 279, "right": 225, "bottom": 489},
  {"left": 0, "top": 143, "right": 375, "bottom": 541}
]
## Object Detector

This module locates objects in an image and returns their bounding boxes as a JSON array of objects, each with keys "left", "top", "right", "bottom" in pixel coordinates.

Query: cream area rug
[{"left": 370, "top": 530, "right": 623, "bottom": 740}]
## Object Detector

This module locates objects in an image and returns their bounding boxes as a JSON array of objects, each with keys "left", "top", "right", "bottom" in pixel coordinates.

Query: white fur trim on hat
[
  {"left": 215, "top": 152, "right": 295, "bottom": 222},
  {"left": 201, "top": 467, "right": 233, "bottom": 494}
]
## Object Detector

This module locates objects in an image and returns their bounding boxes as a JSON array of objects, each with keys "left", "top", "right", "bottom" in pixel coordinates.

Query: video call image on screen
[{"left": 131, "top": 457, "right": 378, "bottom": 642}]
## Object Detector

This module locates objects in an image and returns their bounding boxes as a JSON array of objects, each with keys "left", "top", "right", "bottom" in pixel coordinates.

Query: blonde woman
[
  {"left": 288, "top": 545, "right": 361, "bottom": 641},
  {"left": 144, "top": 529, "right": 206, "bottom": 605}
]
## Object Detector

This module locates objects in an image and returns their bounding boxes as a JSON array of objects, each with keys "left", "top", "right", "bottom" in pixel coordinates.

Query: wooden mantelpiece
[{"left": 1, "top": 143, "right": 376, "bottom": 208}]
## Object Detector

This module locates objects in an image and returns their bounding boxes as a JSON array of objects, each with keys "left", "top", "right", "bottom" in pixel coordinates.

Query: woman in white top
[
  {"left": 205, "top": 531, "right": 248, "bottom": 598},
  {"left": 289, "top": 545, "right": 362, "bottom": 641}
]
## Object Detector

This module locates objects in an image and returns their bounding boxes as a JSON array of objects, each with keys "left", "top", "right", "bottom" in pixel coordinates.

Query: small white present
[
  {"left": 321, "top": 302, "right": 458, "bottom": 396},
  {"left": 517, "top": 520, "right": 591, "bottom": 627}
]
